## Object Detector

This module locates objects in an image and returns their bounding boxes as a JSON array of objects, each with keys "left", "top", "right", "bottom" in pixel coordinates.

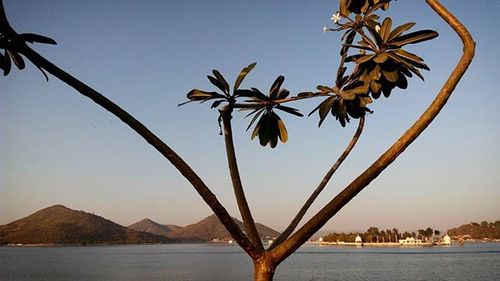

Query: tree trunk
[{"left": 253, "top": 255, "right": 276, "bottom": 281}]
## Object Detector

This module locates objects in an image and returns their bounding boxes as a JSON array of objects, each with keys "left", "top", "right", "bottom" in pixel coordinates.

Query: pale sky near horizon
[{"left": 1, "top": 0, "right": 499, "bottom": 234}]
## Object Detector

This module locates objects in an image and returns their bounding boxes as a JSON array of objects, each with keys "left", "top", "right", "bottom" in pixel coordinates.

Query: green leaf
[
  {"left": 383, "top": 69, "right": 399, "bottom": 83},
  {"left": 7, "top": 50, "right": 25, "bottom": 70},
  {"left": 356, "top": 54, "right": 376, "bottom": 65},
  {"left": 318, "top": 97, "right": 336, "bottom": 127},
  {"left": 277, "top": 117, "right": 288, "bottom": 143},
  {"left": 0, "top": 52, "right": 6, "bottom": 72},
  {"left": 382, "top": 83, "right": 393, "bottom": 98},
  {"left": 391, "top": 30, "right": 439, "bottom": 47},
  {"left": 388, "top": 22, "right": 415, "bottom": 42},
  {"left": 276, "top": 105, "right": 304, "bottom": 117},
  {"left": 2, "top": 50, "right": 11, "bottom": 76},
  {"left": 373, "top": 52, "right": 389, "bottom": 64},
  {"left": 186, "top": 89, "right": 225, "bottom": 101},
  {"left": 212, "top": 70, "right": 230, "bottom": 94},
  {"left": 19, "top": 33, "right": 57, "bottom": 45},
  {"left": 211, "top": 100, "right": 224, "bottom": 109},
  {"left": 339, "top": 0, "right": 350, "bottom": 17},
  {"left": 246, "top": 108, "right": 266, "bottom": 131},
  {"left": 276, "top": 89, "right": 290, "bottom": 100},
  {"left": 234, "top": 62, "right": 257, "bottom": 91},
  {"left": 269, "top": 113, "right": 279, "bottom": 148},
  {"left": 386, "top": 52, "right": 424, "bottom": 80},
  {"left": 252, "top": 112, "right": 267, "bottom": 140},
  {"left": 269, "top": 75, "right": 285, "bottom": 99},
  {"left": 345, "top": 54, "right": 363, "bottom": 63},
  {"left": 379, "top": 17, "right": 392, "bottom": 42},
  {"left": 316, "top": 85, "right": 336, "bottom": 93},
  {"left": 391, "top": 49, "right": 430, "bottom": 70},
  {"left": 207, "top": 75, "right": 227, "bottom": 94},
  {"left": 258, "top": 113, "right": 271, "bottom": 146},
  {"left": 370, "top": 79, "right": 382, "bottom": 95},
  {"left": 345, "top": 30, "right": 356, "bottom": 45},
  {"left": 359, "top": 95, "right": 373, "bottom": 107},
  {"left": 250, "top": 88, "right": 269, "bottom": 100},
  {"left": 234, "top": 89, "right": 255, "bottom": 98},
  {"left": 365, "top": 24, "right": 383, "bottom": 47},
  {"left": 396, "top": 73, "right": 408, "bottom": 89}
]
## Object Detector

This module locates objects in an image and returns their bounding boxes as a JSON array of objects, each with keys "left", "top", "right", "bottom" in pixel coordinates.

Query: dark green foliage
[
  {"left": 183, "top": 63, "right": 303, "bottom": 148},
  {"left": 310, "top": 0, "right": 437, "bottom": 126},
  {"left": 344, "top": 17, "right": 438, "bottom": 98},
  {"left": 0, "top": 30, "right": 56, "bottom": 79},
  {"left": 308, "top": 82, "right": 372, "bottom": 127},
  {"left": 184, "top": 0, "right": 437, "bottom": 145},
  {"left": 242, "top": 75, "right": 303, "bottom": 148}
]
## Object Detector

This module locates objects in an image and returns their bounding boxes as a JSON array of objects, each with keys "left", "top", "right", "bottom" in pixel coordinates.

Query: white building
[
  {"left": 355, "top": 235, "right": 363, "bottom": 246},
  {"left": 399, "top": 237, "right": 423, "bottom": 246},
  {"left": 441, "top": 234, "right": 452, "bottom": 245}
]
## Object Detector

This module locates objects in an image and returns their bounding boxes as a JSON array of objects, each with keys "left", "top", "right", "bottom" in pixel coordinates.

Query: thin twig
[{"left": 221, "top": 105, "right": 264, "bottom": 252}]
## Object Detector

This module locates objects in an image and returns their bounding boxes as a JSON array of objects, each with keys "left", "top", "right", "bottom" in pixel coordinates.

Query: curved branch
[
  {"left": 0, "top": 1, "right": 260, "bottom": 259},
  {"left": 270, "top": 0, "right": 475, "bottom": 264},
  {"left": 269, "top": 116, "right": 365, "bottom": 250},
  {"left": 221, "top": 106, "right": 264, "bottom": 252}
]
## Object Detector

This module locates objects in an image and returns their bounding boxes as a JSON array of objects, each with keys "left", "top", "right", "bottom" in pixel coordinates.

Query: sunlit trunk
[{"left": 253, "top": 255, "right": 276, "bottom": 281}]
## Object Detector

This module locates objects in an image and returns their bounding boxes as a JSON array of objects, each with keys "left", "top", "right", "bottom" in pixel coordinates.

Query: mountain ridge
[
  {"left": 130, "top": 214, "right": 280, "bottom": 242},
  {"left": 0, "top": 205, "right": 170, "bottom": 245},
  {"left": 0, "top": 205, "right": 280, "bottom": 245}
]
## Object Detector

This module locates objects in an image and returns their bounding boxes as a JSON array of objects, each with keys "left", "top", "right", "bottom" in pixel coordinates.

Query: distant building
[
  {"left": 355, "top": 235, "right": 363, "bottom": 246},
  {"left": 399, "top": 237, "right": 423, "bottom": 246},
  {"left": 441, "top": 234, "right": 452, "bottom": 245}
]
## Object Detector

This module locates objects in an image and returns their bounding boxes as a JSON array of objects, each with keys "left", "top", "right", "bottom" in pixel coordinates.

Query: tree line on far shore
[
  {"left": 323, "top": 220, "right": 500, "bottom": 243},
  {"left": 322, "top": 226, "right": 440, "bottom": 243}
]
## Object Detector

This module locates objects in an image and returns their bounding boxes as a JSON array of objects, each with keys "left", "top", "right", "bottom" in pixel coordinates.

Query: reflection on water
[{"left": 1, "top": 243, "right": 499, "bottom": 281}]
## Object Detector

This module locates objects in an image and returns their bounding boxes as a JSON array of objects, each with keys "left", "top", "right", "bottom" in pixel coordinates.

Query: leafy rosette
[
  {"left": 345, "top": 18, "right": 438, "bottom": 98},
  {"left": 180, "top": 62, "right": 257, "bottom": 108},
  {"left": 0, "top": 31, "right": 56, "bottom": 79},
  {"left": 241, "top": 76, "right": 303, "bottom": 148},
  {"left": 305, "top": 80, "right": 372, "bottom": 128}
]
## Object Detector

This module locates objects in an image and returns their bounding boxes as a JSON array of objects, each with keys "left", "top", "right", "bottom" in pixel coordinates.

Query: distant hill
[
  {"left": 167, "top": 214, "right": 280, "bottom": 242},
  {"left": 0, "top": 205, "right": 169, "bottom": 245},
  {"left": 128, "top": 218, "right": 181, "bottom": 237},
  {"left": 448, "top": 221, "right": 500, "bottom": 240}
]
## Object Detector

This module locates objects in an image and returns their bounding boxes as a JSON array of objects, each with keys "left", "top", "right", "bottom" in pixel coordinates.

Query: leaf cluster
[
  {"left": 181, "top": 63, "right": 303, "bottom": 148},
  {"left": 0, "top": 31, "right": 56, "bottom": 80},
  {"left": 182, "top": 0, "right": 439, "bottom": 146},
  {"left": 308, "top": 0, "right": 437, "bottom": 126}
]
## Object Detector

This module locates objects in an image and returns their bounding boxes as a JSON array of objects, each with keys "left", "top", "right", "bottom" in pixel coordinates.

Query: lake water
[{"left": 1, "top": 243, "right": 499, "bottom": 281}]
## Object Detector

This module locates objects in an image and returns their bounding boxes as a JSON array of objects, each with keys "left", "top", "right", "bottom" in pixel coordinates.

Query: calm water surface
[{"left": 1, "top": 243, "right": 499, "bottom": 281}]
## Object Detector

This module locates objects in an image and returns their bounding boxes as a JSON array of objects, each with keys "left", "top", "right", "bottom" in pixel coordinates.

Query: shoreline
[{"left": 2, "top": 240, "right": 500, "bottom": 248}]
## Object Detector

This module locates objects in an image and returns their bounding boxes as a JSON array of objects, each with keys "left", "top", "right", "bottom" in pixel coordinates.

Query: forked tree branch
[
  {"left": 269, "top": 116, "right": 365, "bottom": 250},
  {"left": 221, "top": 106, "right": 264, "bottom": 252},
  {"left": 270, "top": 0, "right": 476, "bottom": 265},
  {"left": 0, "top": 1, "right": 261, "bottom": 260}
]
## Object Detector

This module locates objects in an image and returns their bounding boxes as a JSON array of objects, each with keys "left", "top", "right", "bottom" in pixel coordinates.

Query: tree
[
  {"left": 425, "top": 227, "right": 434, "bottom": 242},
  {"left": 393, "top": 228, "right": 400, "bottom": 241},
  {"left": 417, "top": 229, "right": 426, "bottom": 240},
  {"left": 0, "top": 0, "right": 475, "bottom": 280}
]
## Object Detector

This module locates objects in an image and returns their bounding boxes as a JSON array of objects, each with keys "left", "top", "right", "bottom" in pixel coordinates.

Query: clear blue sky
[{"left": 1, "top": 0, "right": 499, "bottom": 233}]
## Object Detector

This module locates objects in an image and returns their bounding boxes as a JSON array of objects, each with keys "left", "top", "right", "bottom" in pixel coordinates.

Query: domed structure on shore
[
  {"left": 355, "top": 235, "right": 362, "bottom": 244},
  {"left": 442, "top": 234, "right": 452, "bottom": 245}
]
